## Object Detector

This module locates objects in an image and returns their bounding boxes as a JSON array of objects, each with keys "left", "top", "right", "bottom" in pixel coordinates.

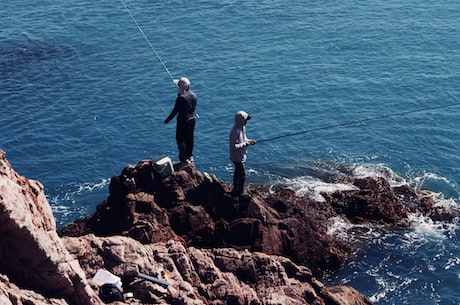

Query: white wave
[
  {"left": 444, "top": 257, "right": 460, "bottom": 270},
  {"left": 278, "top": 163, "right": 459, "bottom": 211},
  {"left": 47, "top": 178, "right": 109, "bottom": 204},
  {"left": 403, "top": 213, "right": 455, "bottom": 244},
  {"left": 267, "top": 162, "right": 408, "bottom": 201},
  {"left": 368, "top": 268, "right": 418, "bottom": 303},
  {"left": 351, "top": 163, "right": 408, "bottom": 187},
  {"left": 51, "top": 204, "right": 88, "bottom": 216},
  {"left": 76, "top": 178, "right": 109, "bottom": 193},
  {"left": 369, "top": 278, "right": 396, "bottom": 303},
  {"left": 326, "top": 216, "right": 353, "bottom": 238},
  {"left": 351, "top": 164, "right": 458, "bottom": 205},
  {"left": 279, "top": 176, "right": 358, "bottom": 202},
  {"left": 413, "top": 171, "right": 456, "bottom": 190}
]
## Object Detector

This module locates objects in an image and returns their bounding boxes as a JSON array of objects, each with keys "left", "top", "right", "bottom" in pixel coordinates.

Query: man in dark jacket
[{"left": 164, "top": 77, "right": 197, "bottom": 163}]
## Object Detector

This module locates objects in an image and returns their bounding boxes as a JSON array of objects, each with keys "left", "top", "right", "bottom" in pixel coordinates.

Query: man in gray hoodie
[{"left": 229, "top": 110, "right": 256, "bottom": 196}]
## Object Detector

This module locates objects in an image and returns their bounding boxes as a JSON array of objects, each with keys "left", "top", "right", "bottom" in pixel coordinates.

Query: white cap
[{"left": 173, "top": 77, "right": 190, "bottom": 89}]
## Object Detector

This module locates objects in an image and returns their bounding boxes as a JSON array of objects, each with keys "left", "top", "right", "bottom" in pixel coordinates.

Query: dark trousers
[
  {"left": 176, "top": 119, "right": 195, "bottom": 162},
  {"left": 232, "top": 161, "right": 246, "bottom": 196}
]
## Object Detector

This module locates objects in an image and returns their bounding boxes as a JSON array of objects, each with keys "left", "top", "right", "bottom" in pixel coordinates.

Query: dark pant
[
  {"left": 176, "top": 119, "right": 195, "bottom": 162},
  {"left": 232, "top": 161, "right": 246, "bottom": 196}
]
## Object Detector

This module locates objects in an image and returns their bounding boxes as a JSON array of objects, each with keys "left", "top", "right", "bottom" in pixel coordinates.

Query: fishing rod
[
  {"left": 120, "top": 0, "right": 175, "bottom": 82},
  {"left": 257, "top": 101, "right": 460, "bottom": 143}
]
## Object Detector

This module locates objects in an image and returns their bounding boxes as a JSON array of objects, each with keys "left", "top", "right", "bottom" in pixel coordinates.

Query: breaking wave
[{"left": 47, "top": 179, "right": 109, "bottom": 227}]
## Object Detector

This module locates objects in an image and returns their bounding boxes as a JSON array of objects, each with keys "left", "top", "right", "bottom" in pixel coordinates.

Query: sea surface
[{"left": 1, "top": 0, "right": 459, "bottom": 303}]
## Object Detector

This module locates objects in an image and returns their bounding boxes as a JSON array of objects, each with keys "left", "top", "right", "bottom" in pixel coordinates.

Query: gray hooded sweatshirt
[{"left": 229, "top": 111, "right": 253, "bottom": 163}]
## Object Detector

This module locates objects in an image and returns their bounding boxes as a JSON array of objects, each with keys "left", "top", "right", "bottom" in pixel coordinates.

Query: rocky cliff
[
  {"left": 0, "top": 150, "right": 457, "bottom": 305},
  {"left": 0, "top": 150, "right": 101, "bottom": 305}
]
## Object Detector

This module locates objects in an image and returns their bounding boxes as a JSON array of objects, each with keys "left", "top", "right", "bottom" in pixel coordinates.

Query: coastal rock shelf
[{"left": 0, "top": 150, "right": 456, "bottom": 304}]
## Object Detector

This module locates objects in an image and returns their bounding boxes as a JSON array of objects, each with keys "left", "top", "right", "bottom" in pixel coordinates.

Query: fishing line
[
  {"left": 257, "top": 101, "right": 460, "bottom": 143},
  {"left": 120, "top": 0, "right": 175, "bottom": 82}
]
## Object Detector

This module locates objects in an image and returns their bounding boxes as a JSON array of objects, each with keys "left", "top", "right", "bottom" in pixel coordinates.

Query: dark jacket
[{"left": 165, "top": 90, "right": 197, "bottom": 123}]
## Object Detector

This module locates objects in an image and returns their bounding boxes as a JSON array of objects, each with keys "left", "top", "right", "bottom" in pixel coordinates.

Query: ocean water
[{"left": 1, "top": 0, "right": 459, "bottom": 303}]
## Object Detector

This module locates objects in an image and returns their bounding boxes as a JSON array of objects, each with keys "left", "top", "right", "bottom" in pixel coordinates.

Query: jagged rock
[
  {"left": 62, "top": 234, "right": 371, "bottom": 305},
  {"left": 321, "top": 176, "right": 410, "bottom": 226},
  {"left": 59, "top": 162, "right": 358, "bottom": 275},
  {"left": 0, "top": 150, "right": 101, "bottom": 305},
  {"left": 0, "top": 149, "right": 373, "bottom": 305},
  {"left": 2, "top": 149, "right": 457, "bottom": 305},
  {"left": 60, "top": 158, "right": 458, "bottom": 277},
  {"left": 0, "top": 274, "right": 68, "bottom": 305}
]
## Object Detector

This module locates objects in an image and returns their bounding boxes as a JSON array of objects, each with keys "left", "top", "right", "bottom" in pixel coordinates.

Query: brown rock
[
  {"left": 0, "top": 274, "right": 68, "bottom": 305},
  {"left": 3, "top": 149, "right": 458, "bottom": 305},
  {"left": 0, "top": 150, "right": 101, "bottom": 305},
  {"left": 320, "top": 285, "right": 373, "bottom": 305},
  {"left": 62, "top": 234, "right": 372, "bottom": 305},
  {"left": 61, "top": 159, "right": 458, "bottom": 277}
]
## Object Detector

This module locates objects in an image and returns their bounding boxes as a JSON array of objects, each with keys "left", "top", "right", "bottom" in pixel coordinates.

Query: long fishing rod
[
  {"left": 257, "top": 101, "right": 460, "bottom": 143},
  {"left": 120, "top": 0, "right": 175, "bottom": 82}
]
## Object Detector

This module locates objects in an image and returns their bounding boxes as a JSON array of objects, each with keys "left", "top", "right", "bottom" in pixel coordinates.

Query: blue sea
[{"left": 1, "top": 0, "right": 459, "bottom": 303}]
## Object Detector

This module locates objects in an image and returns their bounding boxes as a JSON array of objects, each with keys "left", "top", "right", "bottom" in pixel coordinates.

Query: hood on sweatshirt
[{"left": 234, "top": 110, "right": 251, "bottom": 127}]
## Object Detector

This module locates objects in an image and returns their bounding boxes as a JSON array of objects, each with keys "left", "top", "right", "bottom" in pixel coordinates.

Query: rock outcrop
[
  {"left": 1, "top": 150, "right": 457, "bottom": 305},
  {"left": 0, "top": 150, "right": 101, "bottom": 305},
  {"left": 60, "top": 159, "right": 457, "bottom": 276},
  {"left": 62, "top": 234, "right": 372, "bottom": 305}
]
